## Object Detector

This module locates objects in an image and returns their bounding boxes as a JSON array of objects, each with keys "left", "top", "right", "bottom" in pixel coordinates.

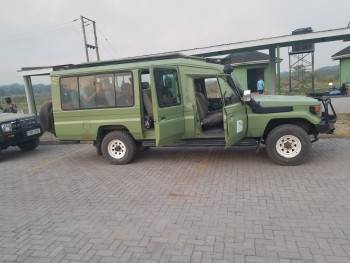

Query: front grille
[{"left": 19, "top": 118, "right": 38, "bottom": 129}]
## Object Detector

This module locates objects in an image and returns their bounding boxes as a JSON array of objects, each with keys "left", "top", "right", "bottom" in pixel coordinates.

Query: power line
[
  {"left": 0, "top": 19, "right": 80, "bottom": 45},
  {"left": 98, "top": 30, "right": 118, "bottom": 57}
]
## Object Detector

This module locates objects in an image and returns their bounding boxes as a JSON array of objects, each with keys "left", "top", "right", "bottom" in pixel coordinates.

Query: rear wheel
[
  {"left": 266, "top": 124, "right": 311, "bottom": 166},
  {"left": 18, "top": 138, "right": 40, "bottom": 151},
  {"left": 101, "top": 131, "right": 136, "bottom": 165}
]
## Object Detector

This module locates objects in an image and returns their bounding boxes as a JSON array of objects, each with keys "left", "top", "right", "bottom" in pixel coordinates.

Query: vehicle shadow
[
  {"left": 0, "top": 147, "right": 40, "bottom": 162},
  {"left": 134, "top": 146, "right": 271, "bottom": 165}
]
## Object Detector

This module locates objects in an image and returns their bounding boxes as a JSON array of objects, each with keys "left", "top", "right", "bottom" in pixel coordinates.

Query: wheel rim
[
  {"left": 108, "top": 139, "right": 127, "bottom": 159},
  {"left": 275, "top": 135, "right": 302, "bottom": 159}
]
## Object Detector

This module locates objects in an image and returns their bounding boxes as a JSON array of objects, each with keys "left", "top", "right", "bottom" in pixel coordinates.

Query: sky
[{"left": 0, "top": 0, "right": 350, "bottom": 85}]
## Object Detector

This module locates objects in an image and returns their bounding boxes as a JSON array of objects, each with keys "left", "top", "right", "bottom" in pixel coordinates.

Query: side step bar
[{"left": 142, "top": 138, "right": 259, "bottom": 148}]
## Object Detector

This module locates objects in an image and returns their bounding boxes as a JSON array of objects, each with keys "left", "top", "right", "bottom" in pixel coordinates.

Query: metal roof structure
[
  {"left": 182, "top": 27, "right": 350, "bottom": 57},
  {"left": 332, "top": 46, "right": 350, "bottom": 60},
  {"left": 221, "top": 51, "right": 271, "bottom": 66}
]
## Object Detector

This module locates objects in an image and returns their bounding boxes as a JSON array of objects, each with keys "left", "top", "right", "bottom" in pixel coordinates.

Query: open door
[
  {"left": 218, "top": 77, "right": 247, "bottom": 146},
  {"left": 150, "top": 67, "right": 185, "bottom": 146}
]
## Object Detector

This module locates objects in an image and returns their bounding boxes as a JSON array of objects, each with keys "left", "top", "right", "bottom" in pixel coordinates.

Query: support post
[
  {"left": 23, "top": 76, "right": 37, "bottom": 115},
  {"left": 312, "top": 52, "right": 315, "bottom": 92},
  {"left": 276, "top": 46, "right": 281, "bottom": 94},
  {"left": 269, "top": 47, "right": 277, "bottom": 95},
  {"left": 92, "top": 21, "right": 100, "bottom": 61},
  {"left": 81, "top": 16, "right": 89, "bottom": 62}
]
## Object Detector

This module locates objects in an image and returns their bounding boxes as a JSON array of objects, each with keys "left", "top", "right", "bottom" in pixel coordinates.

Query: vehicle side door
[
  {"left": 150, "top": 67, "right": 185, "bottom": 146},
  {"left": 218, "top": 77, "right": 247, "bottom": 146}
]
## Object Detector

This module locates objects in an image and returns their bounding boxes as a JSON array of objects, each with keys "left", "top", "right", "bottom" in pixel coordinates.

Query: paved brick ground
[{"left": 1, "top": 139, "right": 350, "bottom": 263}]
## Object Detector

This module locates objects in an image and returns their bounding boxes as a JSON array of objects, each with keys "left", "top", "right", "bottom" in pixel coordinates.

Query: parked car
[
  {"left": 0, "top": 109, "right": 42, "bottom": 153},
  {"left": 39, "top": 54, "right": 336, "bottom": 165}
]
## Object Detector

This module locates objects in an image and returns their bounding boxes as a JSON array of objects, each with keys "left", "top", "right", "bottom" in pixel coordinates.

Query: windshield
[{"left": 219, "top": 74, "right": 243, "bottom": 99}]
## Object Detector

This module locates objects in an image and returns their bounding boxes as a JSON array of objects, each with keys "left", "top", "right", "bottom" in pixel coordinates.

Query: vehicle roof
[{"left": 51, "top": 53, "right": 223, "bottom": 76}]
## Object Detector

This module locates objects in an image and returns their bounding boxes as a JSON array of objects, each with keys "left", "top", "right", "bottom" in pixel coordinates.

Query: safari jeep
[
  {"left": 39, "top": 54, "right": 336, "bottom": 165},
  {"left": 0, "top": 110, "right": 42, "bottom": 153}
]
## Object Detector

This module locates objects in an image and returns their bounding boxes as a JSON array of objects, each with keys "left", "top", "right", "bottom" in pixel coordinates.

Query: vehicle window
[
  {"left": 115, "top": 72, "right": 134, "bottom": 107},
  {"left": 219, "top": 78, "right": 240, "bottom": 106},
  {"left": 79, "top": 76, "right": 97, "bottom": 109},
  {"left": 60, "top": 77, "right": 79, "bottom": 110},
  {"left": 95, "top": 74, "right": 115, "bottom": 108},
  {"left": 154, "top": 68, "right": 180, "bottom": 107},
  {"left": 205, "top": 78, "right": 221, "bottom": 99},
  {"left": 141, "top": 71, "right": 150, "bottom": 86}
]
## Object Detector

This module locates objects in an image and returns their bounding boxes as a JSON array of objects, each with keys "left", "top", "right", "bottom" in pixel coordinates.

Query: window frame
[
  {"left": 59, "top": 76, "right": 80, "bottom": 111},
  {"left": 217, "top": 77, "right": 241, "bottom": 106},
  {"left": 153, "top": 68, "right": 181, "bottom": 108},
  {"left": 59, "top": 70, "right": 135, "bottom": 111}
]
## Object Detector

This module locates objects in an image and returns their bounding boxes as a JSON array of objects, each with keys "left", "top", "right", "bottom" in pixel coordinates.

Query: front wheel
[
  {"left": 101, "top": 131, "right": 136, "bottom": 165},
  {"left": 266, "top": 124, "right": 311, "bottom": 166},
  {"left": 18, "top": 138, "right": 40, "bottom": 151}
]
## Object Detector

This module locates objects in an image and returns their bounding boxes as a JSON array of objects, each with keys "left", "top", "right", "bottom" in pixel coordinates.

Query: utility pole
[{"left": 80, "top": 16, "right": 100, "bottom": 62}]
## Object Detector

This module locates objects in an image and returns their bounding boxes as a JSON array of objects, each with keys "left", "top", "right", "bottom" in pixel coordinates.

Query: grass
[{"left": 324, "top": 114, "right": 350, "bottom": 139}]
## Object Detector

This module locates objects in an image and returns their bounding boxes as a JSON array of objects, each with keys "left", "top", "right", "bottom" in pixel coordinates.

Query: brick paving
[{"left": 0, "top": 139, "right": 350, "bottom": 263}]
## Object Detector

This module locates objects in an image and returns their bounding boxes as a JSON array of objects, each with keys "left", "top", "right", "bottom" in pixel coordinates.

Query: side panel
[
  {"left": 150, "top": 67, "right": 185, "bottom": 146},
  {"left": 245, "top": 106, "right": 321, "bottom": 138},
  {"left": 52, "top": 76, "right": 83, "bottom": 140},
  {"left": 78, "top": 70, "right": 143, "bottom": 140},
  {"left": 52, "top": 72, "right": 143, "bottom": 141}
]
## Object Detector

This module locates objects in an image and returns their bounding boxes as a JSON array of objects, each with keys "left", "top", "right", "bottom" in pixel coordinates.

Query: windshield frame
[{"left": 217, "top": 74, "right": 244, "bottom": 100}]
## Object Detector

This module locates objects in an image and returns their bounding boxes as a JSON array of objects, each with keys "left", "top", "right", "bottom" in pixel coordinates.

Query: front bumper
[
  {"left": 316, "top": 119, "right": 335, "bottom": 134},
  {"left": 310, "top": 96, "right": 337, "bottom": 135},
  {"left": 0, "top": 124, "right": 42, "bottom": 148}
]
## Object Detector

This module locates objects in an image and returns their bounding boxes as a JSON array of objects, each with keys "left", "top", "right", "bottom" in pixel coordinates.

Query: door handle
[{"left": 160, "top": 116, "right": 166, "bottom": 120}]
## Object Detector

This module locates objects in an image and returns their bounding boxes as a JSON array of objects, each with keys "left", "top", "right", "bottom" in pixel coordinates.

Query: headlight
[
  {"left": 1, "top": 123, "right": 13, "bottom": 133},
  {"left": 310, "top": 105, "right": 322, "bottom": 117}
]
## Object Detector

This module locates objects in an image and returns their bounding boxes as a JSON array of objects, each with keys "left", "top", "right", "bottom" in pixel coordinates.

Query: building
[
  {"left": 332, "top": 46, "right": 350, "bottom": 85},
  {"left": 221, "top": 51, "right": 276, "bottom": 93}
]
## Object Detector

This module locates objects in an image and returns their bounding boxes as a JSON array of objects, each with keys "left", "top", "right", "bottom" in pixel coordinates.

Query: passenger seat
[{"left": 195, "top": 92, "right": 223, "bottom": 127}]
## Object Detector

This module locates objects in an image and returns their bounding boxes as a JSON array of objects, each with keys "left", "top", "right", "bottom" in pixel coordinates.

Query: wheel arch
[
  {"left": 95, "top": 125, "right": 134, "bottom": 144},
  {"left": 263, "top": 118, "right": 317, "bottom": 140}
]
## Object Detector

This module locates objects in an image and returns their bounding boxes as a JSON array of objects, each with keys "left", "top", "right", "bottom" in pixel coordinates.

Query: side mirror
[{"left": 243, "top": 90, "right": 252, "bottom": 102}]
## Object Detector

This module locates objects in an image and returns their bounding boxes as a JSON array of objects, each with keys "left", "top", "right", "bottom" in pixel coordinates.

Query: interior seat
[
  {"left": 195, "top": 92, "right": 223, "bottom": 127},
  {"left": 141, "top": 82, "right": 153, "bottom": 117}
]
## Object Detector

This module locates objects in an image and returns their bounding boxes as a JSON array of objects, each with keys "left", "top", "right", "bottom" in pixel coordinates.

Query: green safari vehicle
[{"left": 38, "top": 54, "right": 336, "bottom": 165}]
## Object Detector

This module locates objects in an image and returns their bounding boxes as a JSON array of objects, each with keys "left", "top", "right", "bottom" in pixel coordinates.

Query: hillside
[{"left": 0, "top": 83, "right": 51, "bottom": 97}]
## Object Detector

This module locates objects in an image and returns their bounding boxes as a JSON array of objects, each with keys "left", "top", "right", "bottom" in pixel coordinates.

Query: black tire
[
  {"left": 266, "top": 124, "right": 311, "bottom": 166},
  {"left": 39, "top": 102, "right": 54, "bottom": 133},
  {"left": 18, "top": 138, "right": 40, "bottom": 151},
  {"left": 101, "top": 131, "right": 136, "bottom": 165}
]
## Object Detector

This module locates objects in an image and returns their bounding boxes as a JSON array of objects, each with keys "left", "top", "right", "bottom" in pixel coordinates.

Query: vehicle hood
[
  {"left": 0, "top": 113, "right": 34, "bottom": 123},
  {"left": 253, "top": 95, "right": 319, "bottom": 107}
]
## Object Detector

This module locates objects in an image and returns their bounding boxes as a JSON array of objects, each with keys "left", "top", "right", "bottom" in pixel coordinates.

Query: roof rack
[
  {"left": 17, "top": 53, "right": 206, "bottom": 73},
  {"left": 49, "top": 53, "right": 207, "bottom": 71}
]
